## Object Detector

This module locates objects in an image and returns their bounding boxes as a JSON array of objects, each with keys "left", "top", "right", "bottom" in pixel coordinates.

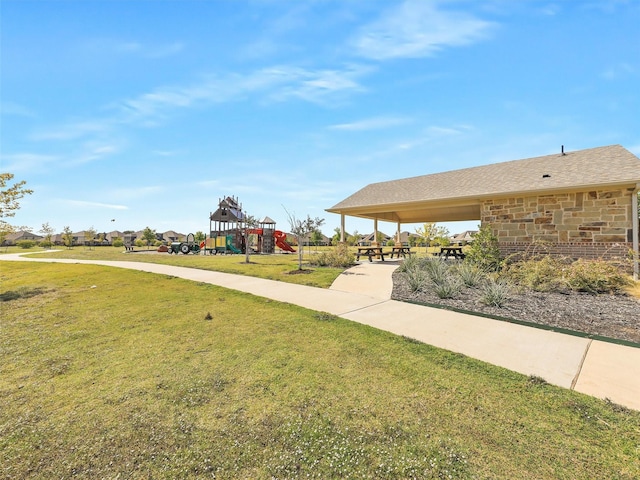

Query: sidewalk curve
[{"left": 2, "top": 253, "right": 639, "bottom": 411}]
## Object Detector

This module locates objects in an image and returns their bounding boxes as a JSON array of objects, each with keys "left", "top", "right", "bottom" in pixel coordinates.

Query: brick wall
[{"left": 481, "top": 187, "right": 637, "bottom": 260}]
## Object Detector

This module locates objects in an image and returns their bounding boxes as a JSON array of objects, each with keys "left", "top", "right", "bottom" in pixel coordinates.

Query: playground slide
[
  {"left": 226, "top": 235, "right": 242, "bottom": 254},
  {"left": 274, "top": 230, "right": 296, "bottom": 252}
]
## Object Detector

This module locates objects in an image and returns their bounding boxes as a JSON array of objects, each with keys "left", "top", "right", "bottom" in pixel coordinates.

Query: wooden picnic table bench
[
  {"left": 438, "top": 246, "right": 466, "bottom": 260},
  {"left": 356, "top": 246, "right": 387, "bottom": 262},
  {"left": 389, "top": 246, "right": 413, "bottom": 258}
]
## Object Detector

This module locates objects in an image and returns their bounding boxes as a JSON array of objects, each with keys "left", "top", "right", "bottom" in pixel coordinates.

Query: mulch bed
[{"left": 391, "top": 271, "right": 640, "bottom": 345}]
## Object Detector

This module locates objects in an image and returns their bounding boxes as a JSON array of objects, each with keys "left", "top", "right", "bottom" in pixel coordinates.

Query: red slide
[{"left": 273, "top": 230, "right": 296, "bottom": 252}]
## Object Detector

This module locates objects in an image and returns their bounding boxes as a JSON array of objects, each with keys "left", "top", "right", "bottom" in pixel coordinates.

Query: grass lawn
[
  {"left": 2, "top": 246, "right": 344, "bottom": 288},
  {"left": 2, "top": 261, "right": 639, "bottom": 479}
]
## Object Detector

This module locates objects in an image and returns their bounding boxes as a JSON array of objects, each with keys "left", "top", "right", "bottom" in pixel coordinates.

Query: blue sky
[{"left": 2, "top": 0, "right": 639, "bottom": 238}]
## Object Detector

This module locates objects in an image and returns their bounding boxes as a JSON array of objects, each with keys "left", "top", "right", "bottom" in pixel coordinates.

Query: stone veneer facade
[{"left": 481, "top": 187, "right": 637, "bottom": 260}]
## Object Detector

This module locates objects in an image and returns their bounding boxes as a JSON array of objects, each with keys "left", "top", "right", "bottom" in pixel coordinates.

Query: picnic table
[
  {"left": 356, "top": 246, "right": 387, "bottom": 262},
  {"left": 438, "top": 246, "right": 465, "bottom": 260},
  {"left": 389, "top": 246, "right": 413, "bottom": 258}
]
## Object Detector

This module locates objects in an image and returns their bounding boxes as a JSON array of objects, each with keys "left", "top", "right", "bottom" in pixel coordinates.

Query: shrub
[
  {"left": 112, "top": 238, "right": 124, "bottom": 248},
  {"left": 309, "top": 244, "right": 354, "bottom": 268},
  {"left": 465, "top": 225, "right": 502, "bottom": 271},
  {"left": 503, "top": 255, "right": 568, "bottom": 292},
  {"left": 39, "top": 240, "right": 53, "bottom": 249},
  {"left": 565, "top": 259, "right": 630, "bottom": 294},
  {"left": 481, "top": 278, "right": 512, "bottom": 307},
  {"left": 16, "top": 240, "right": 36, "bottom": 249}
]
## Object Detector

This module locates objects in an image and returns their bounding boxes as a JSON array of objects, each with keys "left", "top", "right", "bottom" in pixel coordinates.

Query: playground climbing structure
[{"left": 208, "top": 196, "right": 295, "bottom": 254}]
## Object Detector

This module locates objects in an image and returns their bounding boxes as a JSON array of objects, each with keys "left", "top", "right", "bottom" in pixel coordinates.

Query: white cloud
[
  {"left": 0, "top": 153, "right": 60, "bottom": 172},
  {"left": 119, "top": 64, "right": 371, "bottom": 122},
  {"left": 62, "top": 200, "right": 129, "bottom": 210},
  {"left": 350, "top": 0, "right": 495, "bottom": 60},
  {"left": 30, "top": 120, "right": 112, "bottom": 141},
  {"left": 329, "top": 116, "right": 412, "bottom": 131},
  {"left": 88, "top": 39, "right": 185, "bottom": 59}
]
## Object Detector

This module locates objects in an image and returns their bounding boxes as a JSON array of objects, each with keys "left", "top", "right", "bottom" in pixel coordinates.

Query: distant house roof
[
  {"left": 327, "top": 145, "right": 640, "bottom": 224},
  {"left": 451, "top": 230, "right": 478, "bottom": 243}
]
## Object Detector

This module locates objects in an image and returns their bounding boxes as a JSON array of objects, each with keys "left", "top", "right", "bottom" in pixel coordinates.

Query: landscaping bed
[{"left": 392, "top": 270, "right": 640, "bottom": 344}]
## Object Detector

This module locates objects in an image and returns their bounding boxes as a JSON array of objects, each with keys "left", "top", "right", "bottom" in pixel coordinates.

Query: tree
[
  {"left": 347, "top": 230, "right": 359, "bottom": 246},
  {"left": 284, "top": 207, "right": 325, "bottom": 270},
  {"left": 62, "top": 226, "right": 74, "bottom": 249},
  {"left": 0, "top": 225, "right": 10, "bottom": 251},
  {"left": 142, "top": 227, "right": 156, "bottom": 249},
  {"left": 85, "top": 226, "right": 97, "bottom": 250},
  {"left": 39, "top": 222, "right": 55, "bottom": 249},
  {"left": 415, "top": 222, "right": 449, "bottom": 251},
  {"left": 331, "top": 227, "right": 341, "bottom": 246},
  {"left": 0, "top": 173, "right": 33, "bottom": 220},
  {"left": 310, "top": 229, "right": 323, "bottom": 252},
  {"left": 241, "top": 215, "right": 259, "bottom": 263},
  {"left": 465, "top": 224, "right": 502, "bottom": 271},
  {"left": 194, "top": 231, "right": 206, "bottom": 242}
]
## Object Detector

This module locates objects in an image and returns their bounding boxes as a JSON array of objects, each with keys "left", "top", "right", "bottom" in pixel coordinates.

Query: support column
[
  {"left": 633, "top": 185, "right": 639, "bottom": 281},
  {"left": 373, "top": 218, "right": 379, "bottom": 246},
  {"left": 396, "top": 221, "right": 401, "bottom": 244},
  {"left": 340, "top": 214, "right": 346, "bottom": 243}
]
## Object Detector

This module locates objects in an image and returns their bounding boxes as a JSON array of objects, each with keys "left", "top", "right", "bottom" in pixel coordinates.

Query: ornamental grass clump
[
  {"left": 481, "top": 278, "right": 512, "bottom": 307},
  {"left": 432, "top": 274, "right": 463, "bottom": 299},
  {"left": 422, "top": 257, "right": 450, "bottom": 285},
  {"left": 405, "top": 265, "right": 428, "bottom": 293},
  {"left": 454, "top": 262, "right": 486, "bottom": 287},
  {"left": 397, "top": 253, "right": 420, "bottom": 273}
]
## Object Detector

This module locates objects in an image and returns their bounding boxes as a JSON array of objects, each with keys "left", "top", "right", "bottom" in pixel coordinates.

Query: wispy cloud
[
  {"left": 30, "top": 120, "right": 113, "bottom": 141},
  {"left": 88, "top": 39, "right": 185, "bottom": 59},
  {"left": 62, "top": 200, "right": 128, "bottom": 210},
  {"left": 0, "top": 153, "right": 60, "bottom": 172},
  {"left": 119, "top": 64, "right": 371, "bottom": 122},
  {"left": 328, "top": 115, "right": 412, "bottom": 131},
  {"left": 350, "top": 0, "right": 495, "bottom": 60}
]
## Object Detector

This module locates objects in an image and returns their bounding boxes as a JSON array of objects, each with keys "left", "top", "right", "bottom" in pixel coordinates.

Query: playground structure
[{"left": 206, "top": 196, "right": 295, "bottom": 254}]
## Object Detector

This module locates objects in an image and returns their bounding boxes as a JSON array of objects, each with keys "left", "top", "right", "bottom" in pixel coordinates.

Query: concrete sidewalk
[{"left": 2, "top": 253, "right": 639, "bottom": 410}]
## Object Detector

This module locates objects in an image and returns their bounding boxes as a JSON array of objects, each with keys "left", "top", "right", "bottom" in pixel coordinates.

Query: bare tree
[{"left": 284, "top": 207, "right": 325, "bottom": 270}]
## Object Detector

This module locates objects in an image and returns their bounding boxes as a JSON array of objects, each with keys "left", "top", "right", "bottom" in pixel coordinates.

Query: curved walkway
[{"left": 2, "top": 252, "right": 639, "bottom": 411}]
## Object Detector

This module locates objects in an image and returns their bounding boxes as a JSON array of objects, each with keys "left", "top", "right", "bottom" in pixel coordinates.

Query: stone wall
[{"left": 481, "top": 187, "right": 637, "bottom": 260}]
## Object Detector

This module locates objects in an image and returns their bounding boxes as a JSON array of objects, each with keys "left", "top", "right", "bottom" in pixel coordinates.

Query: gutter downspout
[{"left": 633, "top": 185, "right": 639, "bottom": 281}]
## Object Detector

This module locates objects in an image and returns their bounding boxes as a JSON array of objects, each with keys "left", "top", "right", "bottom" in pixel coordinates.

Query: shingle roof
[{"left": 327, "top": 145, "right": 640, "bottom": 223}]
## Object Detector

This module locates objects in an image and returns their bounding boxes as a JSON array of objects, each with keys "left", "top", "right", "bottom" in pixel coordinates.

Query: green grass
[
  {"left": 3, "top": 246, "right": 344, "bottom": 288},
  {"left": 2, "top": 261, "right": 639, "bottom": 479}
]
